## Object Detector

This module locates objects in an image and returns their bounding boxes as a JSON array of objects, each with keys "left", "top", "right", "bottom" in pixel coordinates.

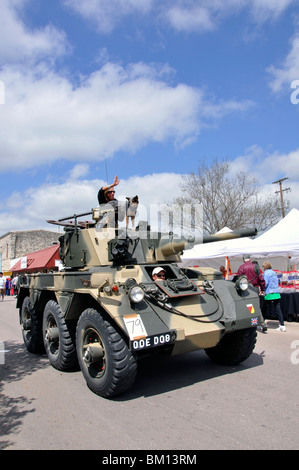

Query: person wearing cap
[
  {"left": 152, "top": 267, "right": 166, "bottom": 281},
  {"left": 237, "top": 254, "right": 267, "bottom": 332}
]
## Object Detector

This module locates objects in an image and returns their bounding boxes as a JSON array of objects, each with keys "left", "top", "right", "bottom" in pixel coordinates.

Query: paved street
[{"left": 0, "top": 296, "right": 299, "bottom": 450}]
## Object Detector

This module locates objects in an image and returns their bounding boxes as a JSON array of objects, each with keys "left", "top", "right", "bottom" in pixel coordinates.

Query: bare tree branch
[{"left": 173, "top": 158, "right": 280, "bottom": 235}]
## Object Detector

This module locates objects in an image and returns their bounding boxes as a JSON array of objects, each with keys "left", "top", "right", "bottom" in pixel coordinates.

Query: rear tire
[
  {"left": 20, "top": 296, "right": 44, "bottom": 354},
  {"left": 205, "top": 327, "right": 257, "bottom": 365},
  {"left": 76, "top": 308, "right": 137, "bottom": 398}
]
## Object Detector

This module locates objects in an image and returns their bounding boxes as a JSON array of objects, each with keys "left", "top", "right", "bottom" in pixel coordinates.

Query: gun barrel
[
  {"left": 159, "top": 239, "right": 192, "bottom": 256},
  {"left": 160, "top": 228, "right": 257, "bottom": 256},
  {"left": 202, "top": 228, "right": 257, "bottom": 244}
]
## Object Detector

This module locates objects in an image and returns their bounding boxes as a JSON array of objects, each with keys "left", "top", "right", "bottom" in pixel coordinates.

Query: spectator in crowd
[
  {"left": 0, "top": 272, "right": 6, "bottom": 301},
  {"left": 219, "top": 266, "right": 227, "bottom": 278},
  {"left": 12, "top": 275, "right": 19, "bottom": 295},
  {"left": 237, "top": 254, "right": 267, "bottom": 332},
  {"left": 262, "top": 261, "right": 286, "bottom": 332}
]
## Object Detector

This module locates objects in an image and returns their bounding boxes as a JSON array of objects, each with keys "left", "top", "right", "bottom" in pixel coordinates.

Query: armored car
[{"left": 17, "top": 207, "right": 262, "bottom": 398}]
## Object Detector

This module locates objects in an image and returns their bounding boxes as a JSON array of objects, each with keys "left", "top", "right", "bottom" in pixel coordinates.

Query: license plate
[{"left": 131, "top": 332, "right": 173, "bottom": 351}]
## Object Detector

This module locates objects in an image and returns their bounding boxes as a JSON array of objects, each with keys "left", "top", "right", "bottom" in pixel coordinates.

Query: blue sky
[{"left": 0, "top": 0, "right": 299, "bottom": 236}]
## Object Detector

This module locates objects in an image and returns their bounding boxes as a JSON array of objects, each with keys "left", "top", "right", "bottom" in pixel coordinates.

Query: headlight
[
  {"left": 129, "top": 285, "right": 145, "bottom": 303},
  {"left": 235, "top": 275, "right": 249, "bottom": 292}
]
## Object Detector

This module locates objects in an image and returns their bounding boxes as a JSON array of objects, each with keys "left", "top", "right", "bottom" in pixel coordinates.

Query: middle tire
[{"left": 43, "top": 300, "right": 77, "bottom": 371}]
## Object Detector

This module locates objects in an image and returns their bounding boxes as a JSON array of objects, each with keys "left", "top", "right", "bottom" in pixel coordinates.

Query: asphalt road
[{"left": 1, "top": 296, "right": 299, "bottom": 451}]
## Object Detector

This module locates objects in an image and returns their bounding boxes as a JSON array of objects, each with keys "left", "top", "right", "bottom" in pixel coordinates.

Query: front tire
[
  {"left": 76, "top": 308, "right": 137, "bottom": 398},
  {"left": 205, "top": 327, "right": 257, "bottom": 365}
]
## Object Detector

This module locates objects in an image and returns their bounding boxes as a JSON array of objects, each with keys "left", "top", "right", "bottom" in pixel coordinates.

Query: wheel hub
[
  {"left": 83, "top": 343, "right": 104, "bottom": 364},
  {"left": 45, "top": 327, "right": 59, "bottom": 342},
  {"left": 23, "top": 318, "right": 32, "bottom": 331}
]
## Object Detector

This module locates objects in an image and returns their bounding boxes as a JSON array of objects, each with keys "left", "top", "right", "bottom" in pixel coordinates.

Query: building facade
[{"left": 0, "top": 230, "right": 61, "bottom": 274}]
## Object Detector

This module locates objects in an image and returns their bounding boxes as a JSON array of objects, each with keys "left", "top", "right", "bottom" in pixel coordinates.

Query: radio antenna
[{"left": 105, "top": 159, "right": 109, "bottom": 185}]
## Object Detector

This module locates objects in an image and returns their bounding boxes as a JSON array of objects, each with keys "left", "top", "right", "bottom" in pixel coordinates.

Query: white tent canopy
[
  {"left": 180, "top": 208, "right": 299, "bottom": 271},
  {"left": 180, "top": 227, "right": 256, "bottom": 270},
  {"left": 245, "top": 208, "right": 299, "bottom": 262}
]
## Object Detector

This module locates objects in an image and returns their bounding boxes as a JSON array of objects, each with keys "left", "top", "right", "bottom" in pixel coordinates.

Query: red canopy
[{"left": 11, "top": 244, "right": 60, "bottom": 273}]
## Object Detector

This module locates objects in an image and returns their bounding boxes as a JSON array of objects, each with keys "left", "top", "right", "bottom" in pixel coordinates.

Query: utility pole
[{"left": 272, "top": 177, "right": 291, "bottom": 218}]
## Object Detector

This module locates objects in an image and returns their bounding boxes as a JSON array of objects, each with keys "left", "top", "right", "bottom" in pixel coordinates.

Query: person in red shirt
[{"left": 237, "top": 255, "right": 267, "bottom": 332}]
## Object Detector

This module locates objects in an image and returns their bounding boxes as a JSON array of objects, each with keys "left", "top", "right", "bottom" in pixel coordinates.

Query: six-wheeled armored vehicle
[{"left": 17, "top": 207, "right": 262, "bottom": 398}]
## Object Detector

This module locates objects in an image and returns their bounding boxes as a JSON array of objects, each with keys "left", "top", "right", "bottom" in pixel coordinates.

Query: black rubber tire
[
  {"left": 20, "top": 296, "right": 44, "bottom": 354},
  {"left": 42, "top": 300, "right": 77, "bottom": 371},
  {"left": 76, "top": 308, "right": 137, "bottom": 398},
  {"left": 205, "top": 327, "right": 257, "bottom": 365}
]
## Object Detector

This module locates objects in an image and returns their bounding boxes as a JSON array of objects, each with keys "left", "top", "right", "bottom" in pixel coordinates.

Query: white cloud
[
  {"left": 2, "top": 152, "right": 299, "bottom": 235},
  {"left": 0, "top": 61, "right": 252, "bottom": 170},
  {"left": 0, "top": 0, "right": 69, "bottom": 64},
  {"left": 230, "top": 145, "right": 299, "bottom": 210},
  {"left": 230, "top": 145, "right": 299, "bottom": 182},
  {"left": 63, "top": 0, "right": 297, "bottom": 34},
  {"left": 63, "top": 0, "right": 153, "bottom": 33},
  {"left": 0, "top": 62, "right": 198, "bottom": 167},
  {"left": 249, "top": 0, "right": 295, "bottom": 22},
  {"left": 117, "top": 172, "right": 183, "bottom": 206},
  {"left": 0, "top": 171, "right": 184, "bottom": 234},
  {"left": 268, "top": 34, "right": 299, "bottom": 92},
  {"left": 287, "top": 181, "right": 299, "bottom": 208},
  {"left": 69, "top": 163, "right": 90, "bottom": 180},
  {"left": 165, "top": 0, "right": 297, "bottom": 33},
  {"left": 3, "top": 156, "right": 299, "bottom": 236},
  {"left": 2, "top": 177, "right": 100, "bottom": 233},
  {"left": 165, "top": 5, "right": 217, "bottom": 33}
]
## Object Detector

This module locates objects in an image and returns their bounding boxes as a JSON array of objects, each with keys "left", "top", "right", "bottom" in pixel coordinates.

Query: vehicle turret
[{"left": 48, "top": 208, "right": 257, "bottom": 269}]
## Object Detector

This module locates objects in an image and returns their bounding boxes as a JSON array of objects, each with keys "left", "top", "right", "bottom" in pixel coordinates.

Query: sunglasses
[
  {"left": 156, "top": 273, "right": 165, "bottom": 278},
  {"left": 107, "top": 190, "right": 115, "bottom": 194}
]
